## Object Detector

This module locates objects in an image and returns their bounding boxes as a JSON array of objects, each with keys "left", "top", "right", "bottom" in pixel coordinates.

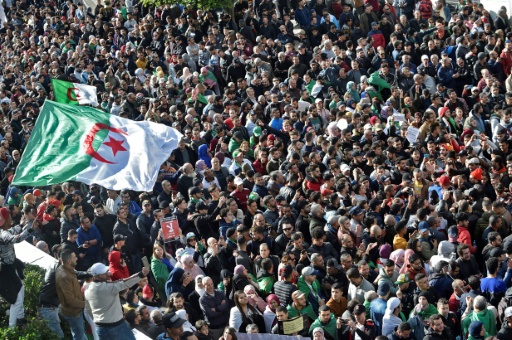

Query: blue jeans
[
  {"left": 62, "top": 312, "right": 87, "bottom": 340},
  {"left": 96, "top": 321, "right": 135, "bottom": 340},
  {"left": 39, "top": 307, "right": 64, "bottom": 338}
]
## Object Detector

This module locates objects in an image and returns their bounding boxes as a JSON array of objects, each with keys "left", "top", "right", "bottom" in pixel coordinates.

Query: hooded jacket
[
  {"left": 165, "top": 267, "right": 194, "bottom": 299},
  {"left": 497, "top": 322, "right": 512, "bottom": 340},
  {"left": 461, "top": 309, "right": 497, "bottom": 338},
  {"left": 297, "top": 275, "right": 323, "bottom": 314},
  {"left": 108, "top": 250, "right": 130, "bottom": 281}
]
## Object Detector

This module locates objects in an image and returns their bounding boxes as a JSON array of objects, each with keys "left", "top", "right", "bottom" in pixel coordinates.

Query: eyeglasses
[{"left": 283, "top": 228, "right": 292, "bottom": 231}]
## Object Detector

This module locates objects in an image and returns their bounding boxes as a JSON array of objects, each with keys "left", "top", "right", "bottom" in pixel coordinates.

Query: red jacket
[
  {"left": 109, "top": 251, "right": 130, "bottom": 281},
  {"left": 305, "top": 176, "right": 324, "bottom": 192},
  {"left": 457, "top": 225, "right": 476, "bottom": 253},
  {"left": 500, "top": 49, "right": 512, "bottom": 75},
  {"left": 368, "top": 30, "right": 385, "bottom": 49}
]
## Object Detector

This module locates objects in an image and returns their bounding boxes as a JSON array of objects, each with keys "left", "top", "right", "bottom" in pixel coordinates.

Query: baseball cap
[
  {"left": 90, "top": 263, "right": 109, "bottom": 276},
  {"left": 506, "top": 307, "right": 512, "bottom": 318},
  {"left": 353, "top": 304, "right": 366, "bottom": 315},
  {"left": 114, "top": 234, "right": 127, "bottom": 243},
  {"left": 377, "top": 282, "right": 391, "bottom": 296},
  {"left": 302, "top": 267, "right": 319, "bottom": 276},
  {"left": 72, "top": 190, "right": 83, "bottom": 196},
  {"left": 186, "top": 232, "right": 197, "bottom": 240},
  {"left": 253, "top": 126, "right": 262, "bottom": 137},
  {"left": 418, "top": 221, "right": 430, "bottom": 233},
  {"left": 437, "top": 175, "right": 450, "bottom": 186},
  {"left": 371, "top": 21, "right": 378, "bottom": 26},
  {"left": 163, "top": 312, "right": 186, "bottom": 329},
  {"left": 395, "top": 274, "right": 411, "bottom": 285},
  {"left": 142, "top": 200, "right": 151, "bottom": 206},
  {"left": 142, "top": 285, "right": 153, "bottom": 299},
  {"left": 467, "top": 157, "right": 480, "bottom": 164},
  {"left": 349, "top": 206, "right": 364, "bottom": 216},
  {"left": 292, "top": 290, "right": 306, "bottom": 300},
  {"left": 234, "top": 177, "right": 244, "bottom": 186}
]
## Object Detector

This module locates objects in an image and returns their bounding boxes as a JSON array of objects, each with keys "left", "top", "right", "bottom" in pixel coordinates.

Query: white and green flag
[{"left": 12, "top": 100, "right": 182, "bottom": 191}]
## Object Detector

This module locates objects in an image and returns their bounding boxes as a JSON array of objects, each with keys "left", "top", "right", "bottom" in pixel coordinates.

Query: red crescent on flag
[
  {"left": 84, "top": 123, "right": 128, "bottom": 164},
  {"left": 67, "top": 88, "right": 81, "bottom": 101}
]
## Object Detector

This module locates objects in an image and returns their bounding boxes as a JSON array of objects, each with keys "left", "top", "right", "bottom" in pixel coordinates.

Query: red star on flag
[{"left": 103, "top": 137, "right": 127, "bottom": 157}]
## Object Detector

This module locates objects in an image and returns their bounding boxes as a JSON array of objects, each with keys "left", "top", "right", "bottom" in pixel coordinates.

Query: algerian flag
[
  {"left": 12, "top": 100, "right": 182, "bottom": 191},
  {"left": 51, "top": 78, "right": 99, "bottom": 107}
]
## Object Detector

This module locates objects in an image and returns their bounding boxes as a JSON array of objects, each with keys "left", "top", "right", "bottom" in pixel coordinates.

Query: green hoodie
[
  {"left": 409, "top": 304, "right": 439, "bottom": 321},
  {"left": 309, "top": 313, "right": 338, "bottom": 339},
  {"left": 462, "top": 309, "right": 497, "bottom": 337}
]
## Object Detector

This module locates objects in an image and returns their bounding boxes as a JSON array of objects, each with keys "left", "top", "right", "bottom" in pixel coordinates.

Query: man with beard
[
  {"left": 93, "top": 204, "right": 117, "bottom": 260},
  {"left": 113, "top": 206, "right": 143, "bottom": 274},
  {"left": 177, "top": 163, "right": 196, "bottom": 201},
  {"left": 172, "top": 138, "right": 198, "bottom": 167}
]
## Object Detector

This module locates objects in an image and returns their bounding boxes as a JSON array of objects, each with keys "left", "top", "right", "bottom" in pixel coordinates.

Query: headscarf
[
  {"left": 390, "top": 249, "right": 405, "bottom": 268},
  {"left": 399, "top": 249, "right": 416, "bottom": 274},
  {"left": 195, "top": 159, "right": 207, "bottom": 172},
  {"left": 266, "top": 294, "right": 280, "bottom": 313},
  {"left": 195, "top": 275, "right": 206, "bottom": 297},
  {"left": 198, "top": 144, "right": 212, "bottom": 168},
  {"left": 214, "top": 151, "right": 225, "bottom": 165},
  {"left": 346, "top": 81, "right": 361, "bottom": 102},
  {"left": 234, "top": 264, "right": 245, "bottom": 276}
]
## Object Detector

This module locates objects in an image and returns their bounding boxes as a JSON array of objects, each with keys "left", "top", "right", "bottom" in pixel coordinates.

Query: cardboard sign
[
  {"left": 161, "top": 217, "right": 180, "bottom": 241},
  {"left": 278, "top": 316, "right": 305, "bottom": 335}
]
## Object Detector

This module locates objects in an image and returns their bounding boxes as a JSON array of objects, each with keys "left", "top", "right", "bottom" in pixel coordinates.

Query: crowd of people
[{"left": 4, "top": 0, "right": 512, "bottom": 339}]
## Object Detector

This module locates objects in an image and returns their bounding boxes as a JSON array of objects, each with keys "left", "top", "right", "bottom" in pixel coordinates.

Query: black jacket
[
  {"left": 92, "top": 213, "right": 117, "bottom": 249},
  {"left": 39, "top": 263, "right": 91, "bottom": 307},
  {"left": 423, "top": 326, "right": 455, "bottom": 340},
  {"left": 204, "top": 252, "right": 229, "bottom": 286},
  {"left": 274, "top": 280, "right": 297, "bottom": 306},
  {"left": 113, "top": 218, "right": 143, "bottom": 255}
]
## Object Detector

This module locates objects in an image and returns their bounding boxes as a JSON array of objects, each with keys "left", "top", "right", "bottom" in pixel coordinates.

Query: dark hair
[
  {"left": 486, "top": 257, "right": 500, "bottom": 274},
  {"left": 398, "top": 322, "right": 412, "bottom": 332},
  {"left": 60, "top": 249, "right": 74, "bottom": 264}
]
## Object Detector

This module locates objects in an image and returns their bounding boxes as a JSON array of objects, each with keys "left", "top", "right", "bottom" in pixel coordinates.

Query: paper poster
[
  {"left": 407, "top": 126, "right": 420, "bottom": 144},
  {"left": 161, "top": 217, "right": 180, "bottom": 241},
  {"left": 278, "top": 316, "right": 305, "bottom": 335},
  {"left": 393, "top": 113, "right": 405, "bottom": 122}
]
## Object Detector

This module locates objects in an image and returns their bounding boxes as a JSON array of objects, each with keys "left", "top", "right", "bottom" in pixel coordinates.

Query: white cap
[
  {"left": 234, "top": 177, "right": 244, "bottom": 186},
  {"left": 90, "top": 263, "right": 109, "bottom": 276},
  {"left": 506, "top": 306, "right": 512, "bottom": 318}
]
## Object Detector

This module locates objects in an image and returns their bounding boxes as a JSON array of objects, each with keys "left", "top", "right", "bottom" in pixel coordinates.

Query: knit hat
[
  {"left": 468, "top": 320, "right": 484, "bottom": 338},
  {"left": 439, "top": 107, "right": 449, "bottom": 118},
  {"left": 438, "top": 241, "right": 455, "bottom": 257},
  {"left": 471, "top": 168, "right": 483, "bottom": 181}
]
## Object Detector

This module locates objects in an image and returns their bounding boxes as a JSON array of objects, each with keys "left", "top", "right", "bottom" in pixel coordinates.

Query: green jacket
[
  {"left": 287, "top": 302, "right": 317, "bottom": 321},
  {"left": 297, "top": 275, "right": 322, "bottom": 301},
  {"left": 257, "top": 276, "right": 274, "bottom": 296},
  {"left": 462, "top": 309, "right": 497, "bottom": 337},
  {"left": 409, "top": 304, "right": 438, "bottom": 321},
  {"left": 309, "top": 313, "right": 338, "bottom": 340},
  {"left": 151, "top": 257, "right": 171, "bottom": 299}
]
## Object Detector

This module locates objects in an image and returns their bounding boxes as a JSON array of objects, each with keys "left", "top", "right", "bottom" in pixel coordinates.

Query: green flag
[
  {"left": 50, "top": 78, "right": 99, "bottom": 106},
  {"left": 12, "top": 100, "right": 182, "bottom": 191}
]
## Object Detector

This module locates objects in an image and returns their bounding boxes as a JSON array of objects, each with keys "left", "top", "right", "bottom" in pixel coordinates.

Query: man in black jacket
[
  {"left": 274, "top": 264, "right": 298, "bottom": 306},
  {"left": 92, "top": 204, "right": 117, "bottom": 261},
  {"left": 113, "top": 205, "right": 143, "bottom": 274}
]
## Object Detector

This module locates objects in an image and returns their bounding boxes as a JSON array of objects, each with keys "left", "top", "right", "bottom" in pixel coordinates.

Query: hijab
[
  {"left": 234, "top": 264, "right": 245, "bottom": 276},
  {"left": 399, "top": 249, "right": 416, "bottom": 274},
  {"left": 198, "top": 144, "right": 212, "bottom": 168},
  {"left": 390, "top": 249, "right": 405, "bottom": 268},
  {"left": 266, "top": 294, "right": 280, "bottom": 313}
]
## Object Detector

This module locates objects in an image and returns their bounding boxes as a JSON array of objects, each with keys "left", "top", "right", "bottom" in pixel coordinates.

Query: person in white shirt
[{"left": 105, "top": 190, "right": 122, "bottom": 214}]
